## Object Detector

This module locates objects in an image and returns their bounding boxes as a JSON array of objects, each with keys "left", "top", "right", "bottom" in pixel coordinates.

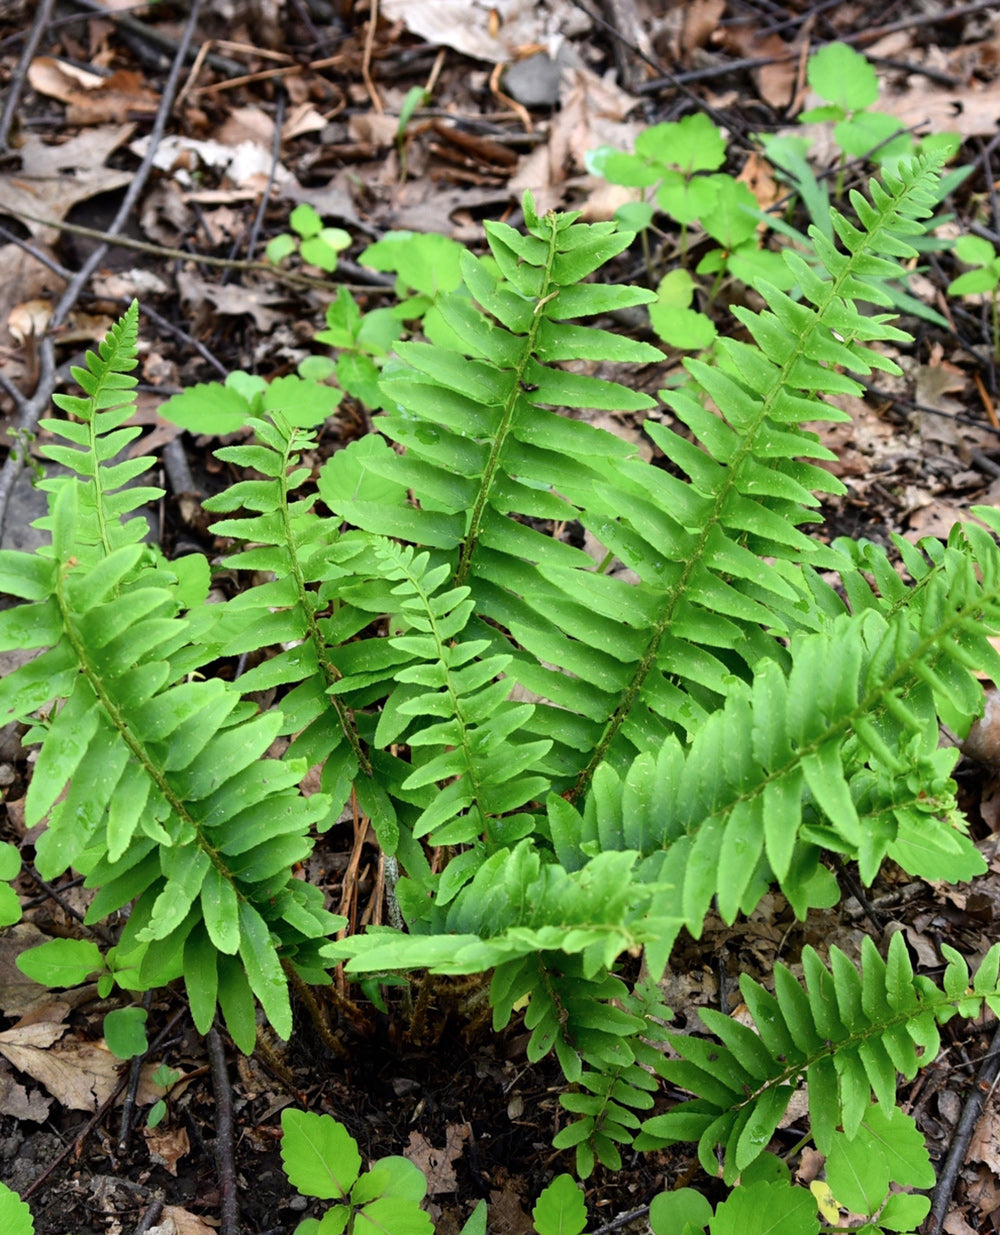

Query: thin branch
[
  {"left": 926, "top": 1020, "right": 1000, "bottom": 1234},
  {"left": 131, "top": 1201, "right": 164, "bottom": 1235},
  {"left": 0, "top": 0, "right": 203, "bottom": 540},
  {"left": 207, "top": 1027, "right": 240, "bottom": 1235},
  {"left": 0, "top": 0, "right": 56, "bottom": 152},
  {"left": 242, "top": 89, "right": 287, "bottom": 266}
]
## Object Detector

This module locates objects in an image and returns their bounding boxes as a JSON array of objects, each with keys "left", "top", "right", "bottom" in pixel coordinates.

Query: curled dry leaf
[
  {"left": 962, "top": 686, "right": 1000, "bottom": 768},
  {"left": 28, "top": 56, "right": 159, "bottom": 125},
  {"left": 7, "top": 299, "right": 52, "bottom": 343}
]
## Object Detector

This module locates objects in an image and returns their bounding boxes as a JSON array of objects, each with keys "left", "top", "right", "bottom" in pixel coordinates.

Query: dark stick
[
  {"left": 207, "top": 1027, "right": 240, "bottom": 1235},
  {"left": 243, "top": 89, "right": 287, "bottom": 266},
  {"left": 0, "top": 0, "right": 56, "bottom": 153},
  {"left": 0, "top": 0, "right": 204, "bottom": 541},
  {"left": 132, "top": 1200, "right": 164, "bottom": 1235},
  {"left": 926, "top": 1021, "right": 1000, "bottom": 1234},
  {"left": 65, "top": 0, "right": 244, "bottom": 75},
  {"left": 118, "top": 990, "right": 155, "bottom": 1154}
]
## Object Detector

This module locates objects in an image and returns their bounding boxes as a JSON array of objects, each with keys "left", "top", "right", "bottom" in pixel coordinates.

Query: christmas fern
[
  {"left": 2, "top": 152, "right": 1000, "bottom": 1191},
  {"left": 638, "top": 932, "right": 1000, "bottom": 1183}
]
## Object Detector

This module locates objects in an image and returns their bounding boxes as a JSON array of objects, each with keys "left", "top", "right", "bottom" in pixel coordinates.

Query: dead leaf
[
  {"left": 144, "top": 1125, "right": 190, "bottom": 1176},
  {"left": 716, "top": 27, "right": 799, "bottom": 111},
  {"left": 130, "top": 133, "right": 295, "bottom": 191},
  {"left": 0, "top": 1061, "right": 52, "bottom": 1121},
  {"left": 405, "top": 1124, "right": 470, "bottom": 1194},
  {"left": 510, "top": 65, "right": 640, "bottom": 212},
  {"left": 28, "top": 57, "right": 159, "bottom": 125},
  {"left": 0, "top": 923, "right": 62, "bottom": 1017},
  {"left": 880, "top": 80, "right": 1000, "bottom": 143},
  {"left": 381, "top": 0, "right": 589, "bottom": 64},
  {"left": 0, "top": 1019, "right": 171, "bottom": 1111},
  {"left": 177, "top": 271, "right": 286, "bottom": 332},
  {"left": 8, "top": 299, "right": 53, "bottom": 343},
  {"left": 0, "top": 127, "right": 135, "bottom": 244},
  {"left": 680, "top": 0, "right": 726, "bottom": 58},
  {"left": 149, "top": 1206, "right": 218, "bottom": 1235}
]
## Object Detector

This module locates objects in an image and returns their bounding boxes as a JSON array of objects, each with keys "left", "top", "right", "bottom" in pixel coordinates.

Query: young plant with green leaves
[
  {"left": 2, "top": 152, "right": 999, "bottom": 1229},
  {"left": 947, "top": 233, "right": 1000, "bottom": 359},
  {"left": 267, "top": 202, "right": 352, "bottom": 273}
]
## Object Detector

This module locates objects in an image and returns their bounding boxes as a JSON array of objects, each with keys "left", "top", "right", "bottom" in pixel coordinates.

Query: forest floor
[{"left": 3, "top": 1, "right": 1000, "bottom": 1233}]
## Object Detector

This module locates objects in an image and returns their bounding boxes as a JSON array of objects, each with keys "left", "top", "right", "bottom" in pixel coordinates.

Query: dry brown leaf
[
  {"left": 8, "top": 299, "right": 53, "bottom": 343},
  {"left": 880, "top": 81, "right": 1000, "bottom": 142},
  {"left": 0, "top": 1020, "right": 170, "bottom": 1111},
  {"left": 144, "top": 1125, "right": 191, "bottom": 1176},
  {"left": 177, "top": 271, "right": 286, "bottom": 332},
  {"left": 149, "top": 1206, "right": 218, "bottom": 1235},
  {"left": 381, "top": 0, "right": 589, "bottom": 64},
  {"left": 509, "top": 65, "right": 640, "bottom": 212},
  {"left": 0, "top": 127, "right": 135, "bottom": 244},
  {"left": 217, "top": 105, "right": 275, "bottom": 149},
  {"left": 27, "top": 55, "right": 105, "bottom": 98},
  {"left": 28, "top": 56, "right": 158, "bottom": 125},
  {"left": 0, "top": 1061, "right": 51, "bottom": 1122},
  {"left": 680, "top": 0, "right": 726, "bottom": 58},
  {"left": 405, "top": 1124, "right": 470, "bottom": 1195},
  {"left": 0, "top": 924, "right": 62, "bottom": 1017},
  {"left": 943, "top": 1213, "right": 980, "bottom": 1235}
]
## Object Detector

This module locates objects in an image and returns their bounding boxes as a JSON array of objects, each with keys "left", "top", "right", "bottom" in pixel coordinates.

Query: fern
[
  {"left": 3, "top": 151, "right": 999, "bottom": 1196},
  {"left": 0, "top": 326, "right": 345, "bottom": 1052},
  {"left": 34, "top": 301, "right": 161, "bottom": 558},
  {"left": 637, "top": 933, "right": 1000, "bottom": 1184}
]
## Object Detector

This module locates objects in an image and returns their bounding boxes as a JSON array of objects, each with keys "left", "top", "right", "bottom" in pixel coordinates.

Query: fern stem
[
  {"left": 275, "top": 434, "right": 373, "bottom": 778},
  {"left": 453, "top": 220, "right": 561, "bottom": 588},
  {"left": 571, "top": 163, "right": 940, "bottom": 800}
]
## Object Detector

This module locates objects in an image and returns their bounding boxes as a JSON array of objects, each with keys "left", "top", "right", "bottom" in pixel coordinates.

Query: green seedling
[
  {"left": 0, "top": 842, "right": 21, "bottom": 927},
  {"left": 280, "top": 1108, "right": 433, "bottom": 1235},
  {"left": 948, "top": 233, "right": 1000, "bottom": 359},
  {"left": 648, "top": 269, "right": 716, "bottom": 351},
  {"left": 800, "top": 42, "right": 913, "bottom": 171},
  {"left": 147, "top": 1064, "right": 182, "bottom": 1129},
  {"left": 267, "top": 203, "right": 352, "bottom": 273},
  {"left": 158, "top": 369, "right": 342, "bottom": 435},
  {"left": 397, "top": 85, "right": 431, "bottom": 181},
  {"left": 0, "top": 1184, "right": 34, "bottom": 1235}
]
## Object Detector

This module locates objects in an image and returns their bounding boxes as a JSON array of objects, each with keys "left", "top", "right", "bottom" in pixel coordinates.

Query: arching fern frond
[
  {"left": 34, "top": 300, "right": 162, "bottom": 559},
  {"left": 636, "top": 934, "right": 1000, "bottom": 1184}
]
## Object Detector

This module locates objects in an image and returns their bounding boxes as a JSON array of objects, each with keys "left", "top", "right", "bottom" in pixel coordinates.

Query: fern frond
[
  {"left": 0, "top": 385, "right": 344, "bottom": 1050},
  {"left": 636, "top": 935, "right": 1000, "bottom": 1184},
  {"left": 565, "top": 156, "right": 945, "bottom": 789},
  {"left": 34, "top": 300, "right": 162, "bottom": 558}
]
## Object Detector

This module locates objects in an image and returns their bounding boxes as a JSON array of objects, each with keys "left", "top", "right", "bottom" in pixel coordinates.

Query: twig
[
  {"left": 1, "top": 208, "right": 354, "bottom": 292},
  {"left": 65, "top": 0, "right": 243, "bottom": 75},
  {"left": 163, "top": 438, "right": 199, "bottom": 498},
  {"left": 926, "top": 1021, "right": 1000, "bottom": 1234},
  {"left": 132, "top": 1200, "right": 164, "bottom": 1235},
  {"left": 0, "top": 0, "right": 204, "bottom": 540},
  {"left": 0, "top": 0, "right": 56, "bottom": 153},
  {"left": 118, "top": 990, "right": 155, "bottom": 1154},
  {"left": 362, "top": 0, "right": 384, "bottom": 114},
  {"left": 207, "top": 1027, "right": 239, "bottom": 1235},
  {"left": 243, "top": 89, "right": 287, "bottom": 266},
  {"left": 0, "top": 221, "right": 228, "bottom": 378},
  {"left": 591, "top": 1203, "right": 652, "bottom": 1234}
]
